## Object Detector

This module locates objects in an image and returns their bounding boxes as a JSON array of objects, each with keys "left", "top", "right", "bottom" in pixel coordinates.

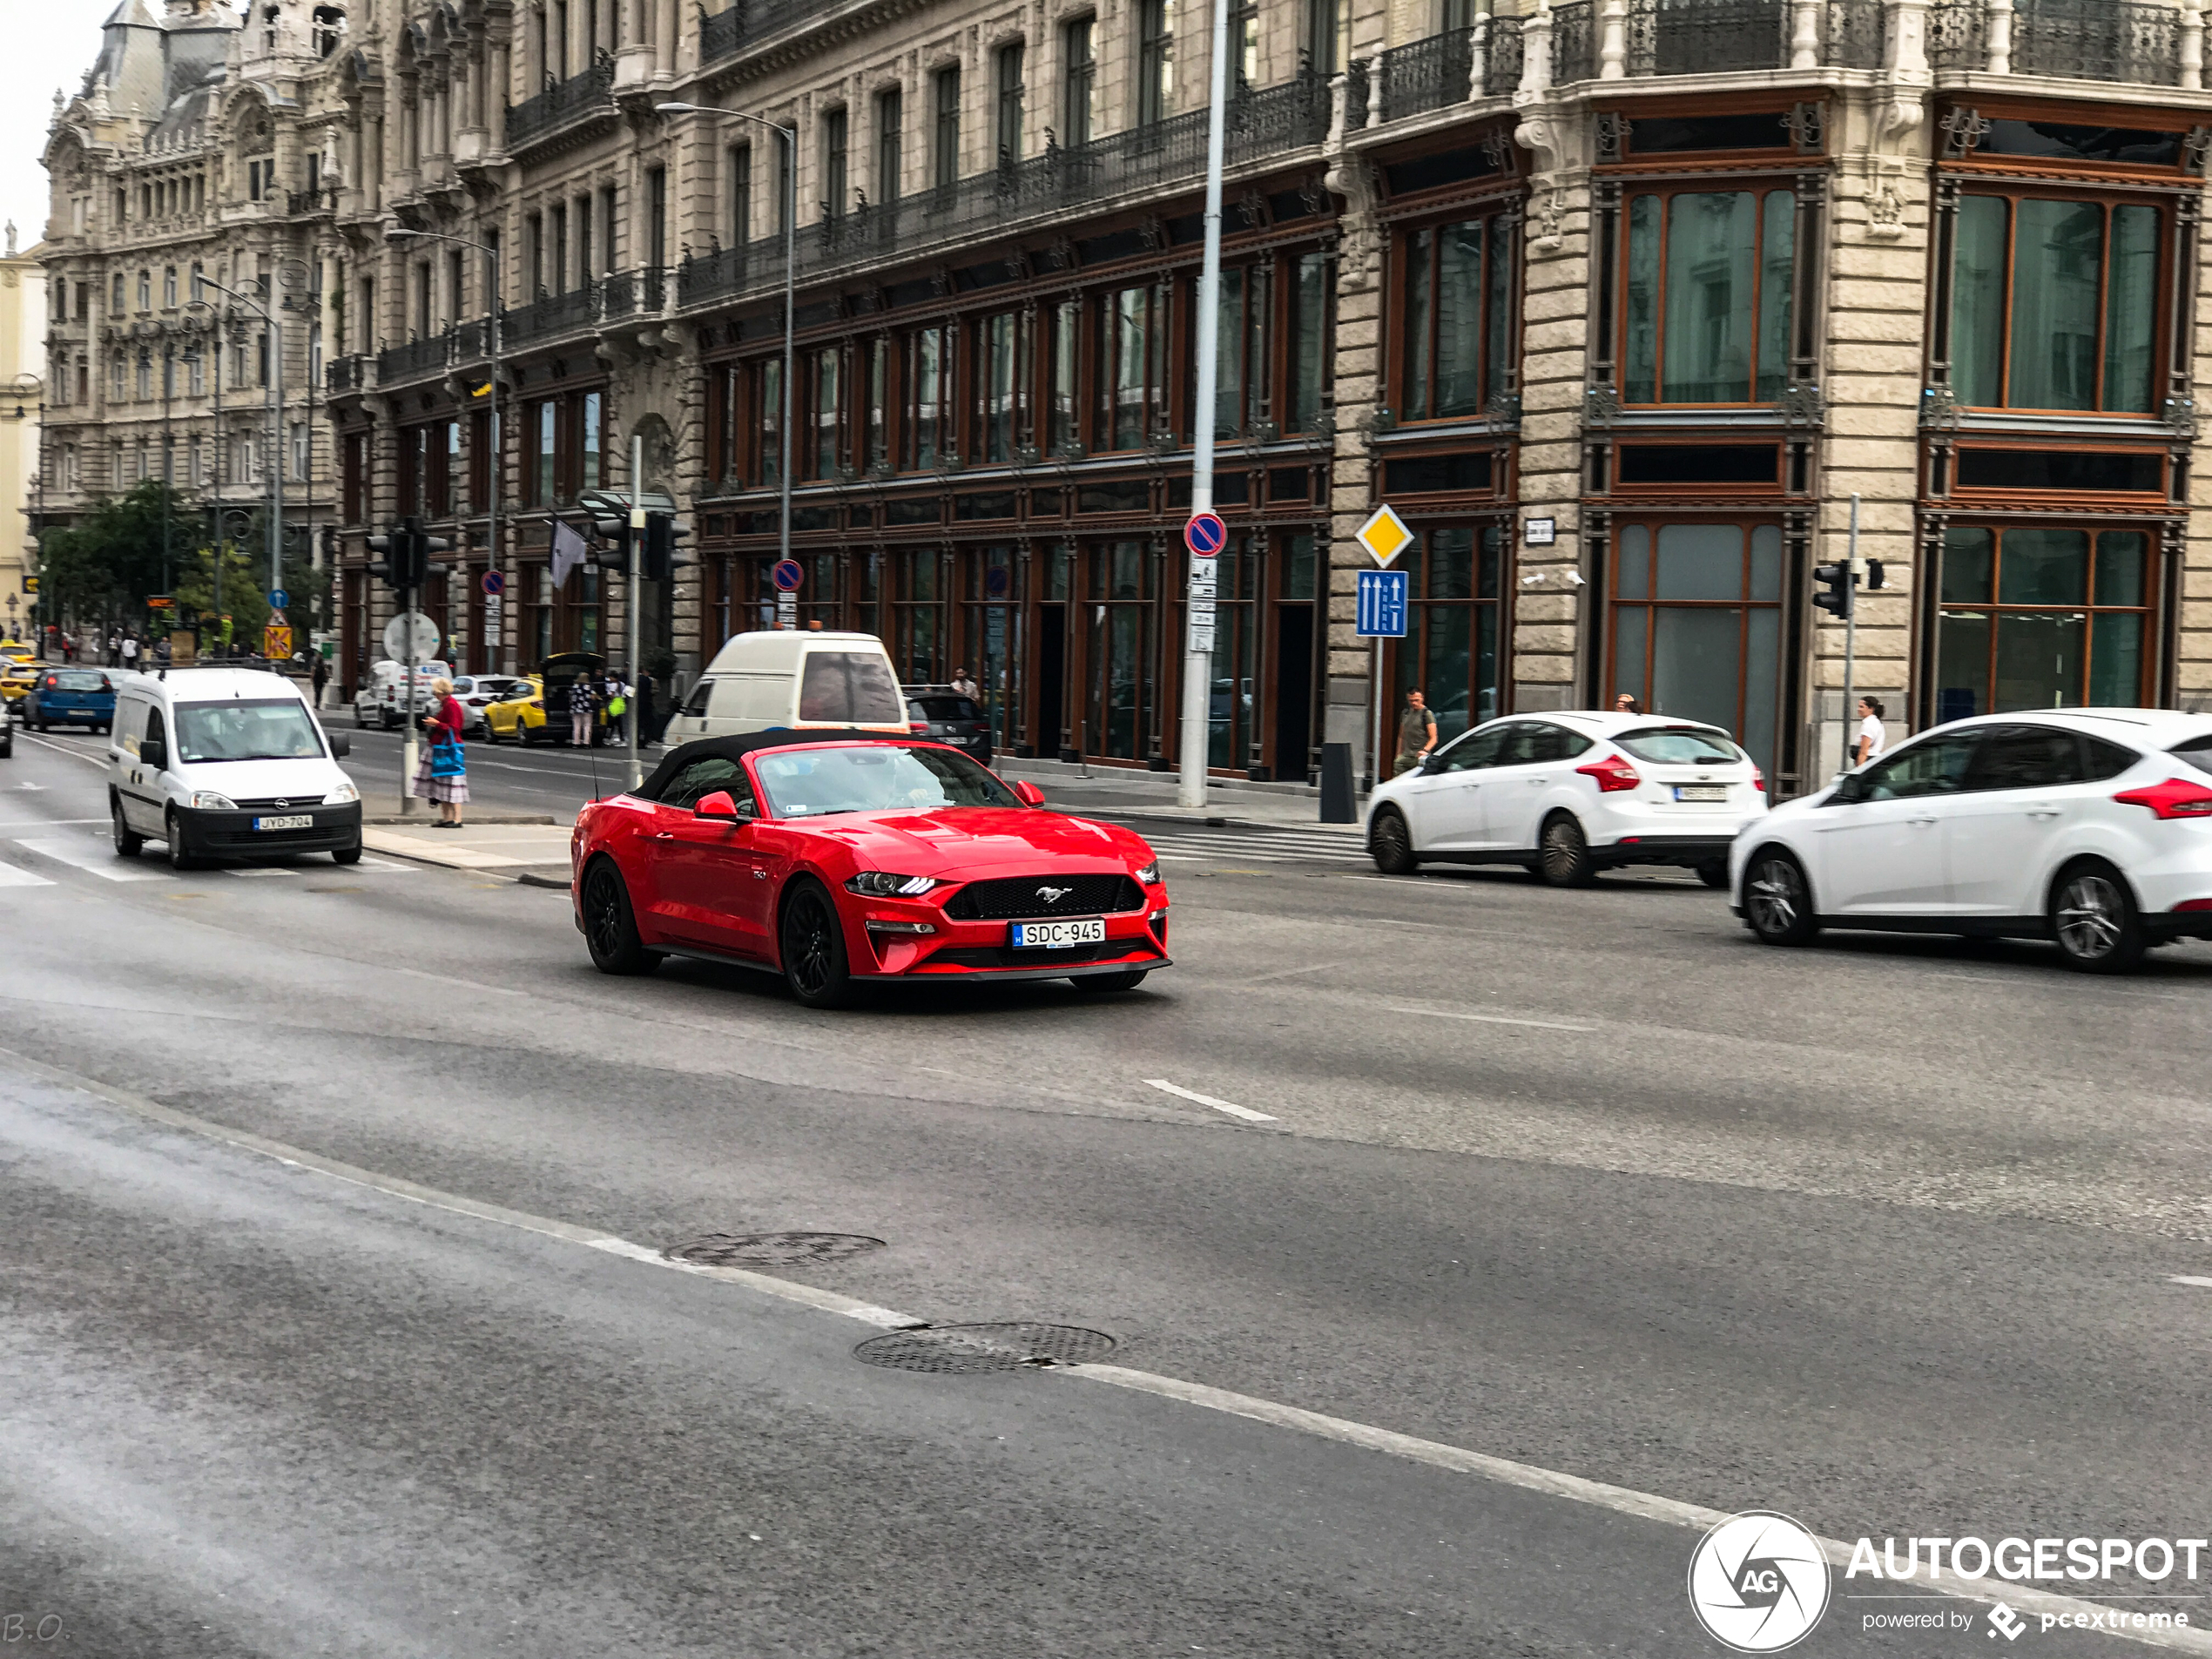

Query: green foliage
[
  {"left": 37, "top": 481, "right": 188, "bottom": 619},
  {"left": 174, "top": 543, "right": 272, "bottom": 638}
]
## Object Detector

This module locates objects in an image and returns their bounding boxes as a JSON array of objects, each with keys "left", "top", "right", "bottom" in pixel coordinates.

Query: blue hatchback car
[{"left": 24, "top": 667, "right": 118, "bottom": 733}]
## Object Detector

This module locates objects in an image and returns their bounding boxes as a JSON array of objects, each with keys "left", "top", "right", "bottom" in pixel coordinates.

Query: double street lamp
[
  {"left": 189, "top": 276, "right": 285, "bottom": 606},
  {"left": 654, "top": 102, "right": 796, "bottom": 604}
]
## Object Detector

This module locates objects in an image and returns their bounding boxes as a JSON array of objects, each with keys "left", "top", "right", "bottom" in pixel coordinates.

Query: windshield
[
  {"left": 1613, "top": 725, "right": 1743, "bottom": 765},
  {"left": 908, "top": 696, "right": 981, "bottom": 722},
  {"left": 173, "top": 698, "right": 326, "bottom": 763},
  {"left": 798, "top": 652, "right": 905, "bottom": 724},
  {"left": 752, "top": 745, "right": 1019, "bottom": 819}
]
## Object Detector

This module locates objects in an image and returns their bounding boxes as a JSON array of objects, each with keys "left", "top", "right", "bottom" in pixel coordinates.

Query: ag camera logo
[{"left": 1689, "top": 1511, "right": 1832, "bottom": 1652}]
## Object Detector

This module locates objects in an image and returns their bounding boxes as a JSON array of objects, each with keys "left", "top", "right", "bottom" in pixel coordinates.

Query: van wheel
[
  {"left": 165, "top": 811, "right": 204, "bottom": 872},
  {"left": 332, "top": 842, "right": 362, "bottom": 866},
  {"left": 111, "top": 798, "right": 143, "bottom": 858},
  {"left": 1538, "top": 813, "right": 1595, "bottom": 887},
  {"left": 2050, "top": 860, "right": 2147, "bottom": 974},
  {"left": 1696, "top": 860, "right": 1730, "bottom": 889}
]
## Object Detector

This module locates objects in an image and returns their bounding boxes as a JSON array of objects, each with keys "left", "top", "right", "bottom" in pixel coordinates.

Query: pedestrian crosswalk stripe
[
  {"left": 224, "top": 866, "right": 299, "bottom": 878},
  {"left": 354, "top": 854, "right": 420, "bottom": 872},
  {"left": 0, "top": 860, "right": 57, "bottom": 887},
  {"left": 14, "top": 839, "right": 166, "bottom": 881}
]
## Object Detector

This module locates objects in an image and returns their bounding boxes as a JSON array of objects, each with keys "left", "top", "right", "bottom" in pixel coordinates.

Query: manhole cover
[
  {"left": 662, "top": 1231, "right": 886, "bottom": 1268},
  {"left": 853, "top": 1323, "right": 1116, "bottom": 1374}
]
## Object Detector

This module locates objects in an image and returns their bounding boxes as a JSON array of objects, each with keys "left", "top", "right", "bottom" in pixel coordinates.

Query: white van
[
  {"left": 663, "top": 631, "right": 910, "bottom": 744},
  {"left": 108, "top": 668, "right": 362, "bottom": 869},
  {"left": 354, "top": 659, "right": 448, "bottom": 729}
]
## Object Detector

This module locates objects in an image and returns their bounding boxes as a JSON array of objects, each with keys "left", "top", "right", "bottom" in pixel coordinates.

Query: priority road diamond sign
[{"left": 1355, "top": 504, "right": 1413, "bottom": 567}]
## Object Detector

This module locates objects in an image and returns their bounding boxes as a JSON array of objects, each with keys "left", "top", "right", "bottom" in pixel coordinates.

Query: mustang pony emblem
[{"left": 1037, "top": 885, "right": 1073, "bottom": 904}]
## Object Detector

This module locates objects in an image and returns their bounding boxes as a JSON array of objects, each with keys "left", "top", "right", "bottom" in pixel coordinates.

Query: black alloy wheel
[
  {"left": 111, "top": 797, "right": 143, "bottom": 858},
  {"left": 1538, "top": 813, "right": 1595, "bottom": 887},
  {"left": 1070, "top": 969, "right": 1149, "bottom": 994},
  {"left": 1743, "top": 848, "right": 1819, "bottom": 946},
  {"left": 582, "top": 860, "right": 659, "bottom": 975},
  {"left": 1696, "top": 860, "right": 1730, "bottom": 889},
  {"left": 2050, "top": 860, "right": 2147, "bottom": 974},
  {"left": 779, "top": 880, "right": 857, "bottom": 1008},
  {"left": 1369, "top": 808, "right": 1419, "bottom": 876}
]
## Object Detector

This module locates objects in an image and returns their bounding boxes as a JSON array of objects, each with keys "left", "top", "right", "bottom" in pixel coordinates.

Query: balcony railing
[
  {"left": 1627, "top": 0, "right": 1791, "bottom": 75},
  {"left": 676, "top": 76, "right": 1331, "bottom": 312},
  {"left": 506, "top": 53, "right": 616, "bottom": 150},
  {"left": 326, "top": 354, "right": 365, "bottom": 395},
  {"left": 2013, "top": 0, "right": 2181, "bottom": 83},
  {"left": 1552, "top": 1, "right": 1598, "bottom": 84},
  {"left": 1378, "top": 20, "right": 1525, "bottom": 123},
  {"left": 379, "top": 329, "right": 455, "bottom": 383},
  {"left": 698, "top": 0, "right": 819, "bottom": 65},
  {"left": 1825, "top": 0, "right": 1887, "bottom": 67}
]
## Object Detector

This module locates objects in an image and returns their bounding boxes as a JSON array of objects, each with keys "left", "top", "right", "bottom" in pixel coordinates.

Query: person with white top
[{"left": 1853, "top": 696, "right": 1887, "bottom": 767}]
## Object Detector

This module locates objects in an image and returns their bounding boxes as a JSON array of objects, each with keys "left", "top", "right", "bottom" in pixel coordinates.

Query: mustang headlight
[
  {"left": 323, "top": 782, "right": 360, "bottom": 805},
  {"left": 1134, "top": 860, "right": 1162, "bottom": 886},
  {"left": 189, "top": 790, "right": 238, "bottom": 810},
  {"left": 846, "top": 871, "right": 941, "bottom": 897}
]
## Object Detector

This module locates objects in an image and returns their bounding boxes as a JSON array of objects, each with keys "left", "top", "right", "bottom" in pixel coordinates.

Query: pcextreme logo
[{"left": 1688, "top": 1511, "right": 1834, "bottom": 1653}]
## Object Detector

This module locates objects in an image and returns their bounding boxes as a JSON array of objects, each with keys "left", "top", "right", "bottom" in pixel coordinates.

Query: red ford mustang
[{"left": 570, "top": 730, "right": 1172, "bottom": 1006}]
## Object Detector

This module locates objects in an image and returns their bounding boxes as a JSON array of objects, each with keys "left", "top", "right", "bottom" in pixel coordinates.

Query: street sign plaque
[
  {"left": 1356, "top": 569, "right": 1410, "bottom": 637},
  {"left": 268, "top": 587, "right": 289, "bottom": 610},
  {"left": 264, "top": 624, "right": 294, "bottom": 659}
]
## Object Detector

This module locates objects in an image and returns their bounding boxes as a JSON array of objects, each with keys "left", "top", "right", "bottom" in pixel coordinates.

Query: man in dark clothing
[{"left": 1393, "top": 689, "right": 1438, "bottom": 778}]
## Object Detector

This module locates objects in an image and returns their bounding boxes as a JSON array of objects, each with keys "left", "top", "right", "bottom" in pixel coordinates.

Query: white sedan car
[
  {"left": 1730, "top": 708, "right": 2212, "bottom": 973},
  {"left": 450, "top": 674, "right": 529, "bottom": 736},
  {"left": 1367, "top": 711, "right": 1767, "bottom": 887}
]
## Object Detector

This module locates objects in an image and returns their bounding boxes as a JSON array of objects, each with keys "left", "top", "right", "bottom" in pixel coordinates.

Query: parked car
[
  {"left": 903, "top": 685, "right": 993, "bottom": 765},
  {"left": 450, "top": 674, "right": 529, "bottom": 737},
  {"left": 108, "top": 667, "right": 360, "bottom": 870},
  {"left": 0, "top": 659, "right": 37, "bottom": 706},
  {"left": 1367, "top": 711, "right": 1767, "bottom": 887},
  {"left": 483, "top": 676, "right": 547, "bottom": 743},
  {"left": 1733, "top": 709, "right": 2212, "bottom": 973},
  {"left": 354, "top": 660, "right": 448, "bottom": 729},
  {"left": 23, "top": 667, "right": 118, "bottom": 733}
]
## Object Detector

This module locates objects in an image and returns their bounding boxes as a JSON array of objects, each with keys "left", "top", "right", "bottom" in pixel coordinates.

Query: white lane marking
[
  {"left": 223, "top": 867, "right": 299, "bottom": 878},
  {"left": 17, "top": 780, "right": 47, "bottom": 791},
  {"left": 17, "top": 1039, "right": 2206, "bottom": 1659},
  {"left": 0, "top": 861, "right": 57, "bottom": 887},
  {"left": 2170, "top": 1276, "right": 2212, "bottom": 1289},
  {"left": 354, "top": 854, "right": 421, "bottom": 872},
  {"left": 1242, "top": 961, "right": 1346, "bottom": 985},
  {"left": 17, "top": 731, "right": 111, "bottom": 767},
  {"left": 1143, "top": 1078, "right": 1278, "bottom": 1123},
  {"left": 0, "top": 820, "right": 105, "bottom": 828},
  {"left": 14, "top": 839, "right": 166, "bottom": 882},
  {"left": 1387, "top": 1005, "right": 1596, "bottom": 1033}
]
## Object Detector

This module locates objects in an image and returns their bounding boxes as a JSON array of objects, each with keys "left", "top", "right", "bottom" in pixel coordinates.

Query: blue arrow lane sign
[{"left": 1357, "top": 569, "right": 1409, "bottom": 637}]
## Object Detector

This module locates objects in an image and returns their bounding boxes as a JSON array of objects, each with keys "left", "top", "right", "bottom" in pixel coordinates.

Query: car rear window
[
  {"left": 798, "top": 652, "right": 904, "bottom": 724},
  {"left": 49, "top": 671, "right": 109, "bottom": 691},
  {"left": 1612, "top": 725, "right": 1742, "bottom": 765},
  {"left": 2171, "top": 734, "right": 2212, "bottom": 778},
  {"left": 908, "top": 696, "right": 981, "bottom": 721}
]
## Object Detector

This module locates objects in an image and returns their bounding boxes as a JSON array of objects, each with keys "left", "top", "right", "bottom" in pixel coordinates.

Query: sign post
[{"left": 1354, "top": 506, "right": 1414, "bottom": 791}]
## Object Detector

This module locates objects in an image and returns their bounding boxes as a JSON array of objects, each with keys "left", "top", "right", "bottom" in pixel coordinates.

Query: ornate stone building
[
  {"left": 36, "top": 0, "right": 350, "bottom": 625},
  {"left": 78, "top": 0, "right": 2211, "bottom": 791}
]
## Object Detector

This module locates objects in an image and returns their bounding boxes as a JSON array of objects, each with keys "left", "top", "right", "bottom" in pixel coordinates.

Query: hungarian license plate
[
  {"left": 253, "top": 814, "right": 314, "bottom": 832},
  {"left": 1674, "top": 785, "right": 1729, "bottom": 803},
  {"left": 1010, "top": 917, "right": 1106, "bottom": 949}
]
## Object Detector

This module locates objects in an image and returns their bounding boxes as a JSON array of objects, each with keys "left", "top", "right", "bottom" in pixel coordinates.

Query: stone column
[
  {"left": 1984, "top": 0, "right": 2013, "bottom": 74},
  {"left": 2182, "top": 2, "right": 2203, "bottom": 91},
  {"left": 489, "top": 42, "right": 510, "bottom": 154},
  {"left": 1599, "top": 0, "right": 1627, "bottom": 78},
  {"left": 655, "top": 0, "right": 677, "bottom": 79},
  {"left": 1791, "top": 0, "right": 1823, "bottom": 68}
]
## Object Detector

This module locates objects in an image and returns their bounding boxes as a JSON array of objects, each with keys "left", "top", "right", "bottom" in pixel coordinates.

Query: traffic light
[
  {"left": 366, "top": 520, "right": 451, "bottom": 590},
  {"left": 415, "top": 523, "right": 453, "bottom": 582},
  {"left": 585, "top": 509, "right": 632, "bottom": 571},
  {"left": 643, "top": 512, "right": 693, "bottom": 583},
  {"left": 1813, "top": 561, "right": 1853, "bottom": 619},
  {"left": 1865, "top": 558, "right": 1885, "bottom": 593},
  {"left": 366, "top": 525, "right": 401, "bottom": 588}
]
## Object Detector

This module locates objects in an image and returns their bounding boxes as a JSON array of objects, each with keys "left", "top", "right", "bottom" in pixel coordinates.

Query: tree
[{"left": 38, "top": 482, "right": 185, "bottom": 623}]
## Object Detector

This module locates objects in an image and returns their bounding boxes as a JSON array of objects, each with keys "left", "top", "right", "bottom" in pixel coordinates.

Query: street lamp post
[
  {"left": 656, "top": 103, "right": 796, "bottom": 624},
  {"left": 193, "top": 277, "right": 284, "bottom": 622},
  {"left": 385, "top": 226, "right": 503, "bottom": 670}
]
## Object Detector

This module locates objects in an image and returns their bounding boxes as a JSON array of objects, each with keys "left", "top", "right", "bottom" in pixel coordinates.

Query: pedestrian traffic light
[
  {"left": 1813, "top": 561, "right": 1854, "bottom": 618},
  {"left": 643, "top": 512, "right": 693, "bottom": 583}
]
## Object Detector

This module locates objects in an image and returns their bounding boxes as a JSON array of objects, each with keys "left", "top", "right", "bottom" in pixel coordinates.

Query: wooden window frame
[
  {"left": 1615, "top": 177, "right": 1799, "bottom": 410},
  {"left": 1390, "top": 209, "right": 1517, "bottom": 426}
]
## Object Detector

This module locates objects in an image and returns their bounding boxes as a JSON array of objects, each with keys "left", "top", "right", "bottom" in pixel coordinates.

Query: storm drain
[
  {"left": 852, "top": 1323, "right": 1116, "bottom": 1374},
  {"left": 662, "top": 1231, "right": 887, "bottom": 1269}
]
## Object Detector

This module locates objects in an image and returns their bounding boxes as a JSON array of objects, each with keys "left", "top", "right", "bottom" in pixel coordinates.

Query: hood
[
  {"left": 174, "top": 754, "right": 352, "bottom": 798},
  {"left": 791, "top": 807, "right": 1149, "bottom": 875}
]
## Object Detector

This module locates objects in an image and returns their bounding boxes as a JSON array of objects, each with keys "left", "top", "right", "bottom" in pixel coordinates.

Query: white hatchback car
[
  {"left": 1367, "top": 711, "right": 1767, "bottom": 887},
  {"left": 1730, "top": 708, "right": 2212, "bottom": 973},
  {"left": 450, "top": 674, "right": 528, "bottom": 737}
]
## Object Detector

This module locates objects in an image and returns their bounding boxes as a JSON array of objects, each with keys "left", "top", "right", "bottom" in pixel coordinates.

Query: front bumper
[
  {"left": 178, "top": 800, "right": 364, "bottom": 858},
  {"left": 853, "top": 894, "right": 1171, "bottom": 980}
]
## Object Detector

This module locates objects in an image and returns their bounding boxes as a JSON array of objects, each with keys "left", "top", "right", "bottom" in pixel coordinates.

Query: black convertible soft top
[{"left": 632, "top": 728, "right": 927, "bottom": 801}]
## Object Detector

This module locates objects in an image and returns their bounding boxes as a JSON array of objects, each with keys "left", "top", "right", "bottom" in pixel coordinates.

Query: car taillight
[
  {"left": 911, "top": 721, "right": 929, "bottom": 734},
  {"left": 1576, "top": 752, "right": 1641, "bottom": 792},
  {"left": 529, "top": 699, "right": 543, "bottom": 709},
  {"left": 1752, "top": 766, "right": 1765, "bottom": 792},
  {"left": 2114, "top": 777, "right": 2212, "bottom": 819}
]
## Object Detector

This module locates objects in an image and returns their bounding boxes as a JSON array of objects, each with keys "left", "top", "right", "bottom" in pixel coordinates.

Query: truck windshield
[
  {"left": 754, "top": 745, "right": 1017, "bottom": 818},
  {"left": 797, "top": 653, "right": 904, "bottom": 724},
  {"left": 174, "top": 699, "right": 325, "bottom": 763}
]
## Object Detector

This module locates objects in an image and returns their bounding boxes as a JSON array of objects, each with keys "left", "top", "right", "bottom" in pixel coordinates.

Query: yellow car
[
  {"left": 483, "top": 676, "right": 547, "bottom": 743},
  {"left": 0, "top": 661, "right": 37, "bottom": 705},
  {"left": 0, "top": 642, "right": 34, "bottom": 663}
]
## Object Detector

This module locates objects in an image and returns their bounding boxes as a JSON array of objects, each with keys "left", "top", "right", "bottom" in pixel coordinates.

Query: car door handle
[
  {"left": 751, "top": 867, "right": 768, "bottom": 880},
  {"left": 1908, "top": 815, "right": 1939, "bottom": 826},
  {"left": 651, "top": 831, "right": 674, "bottom": 840},
  {"left": 2026, "top": 805, "right": 2061, "bottom": 819}
]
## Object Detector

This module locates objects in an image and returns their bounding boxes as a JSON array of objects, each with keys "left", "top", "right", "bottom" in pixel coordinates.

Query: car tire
[
  {"left": 1695, "top": 860, "right": 1730, "bottom": 889},
  {"left": 355, "top": 705, "right": 368, "bottom": 728},
  {"left": 111, "top": 798, "right": 142, "bottom": 858},
  {"left": 1369, "top": 807, "right": 1420, "bottom": 876},
  {"left": 1071, "top": 969, "right": 1148, "bottom": 993},
  {"left": 2049, "top": 860, "right": 2147, "bottom": 974},
  {"left": 581, "top": 859, "right": 660, "bottom": 975},
  {"left": 779, "top": 879, "right": 860, "bottom": 1008},
  {"left": 165, "top": 811, "right": 204, "bottom": 872},
  {"left": 1537, "top": 813, "right": 1595, "bottom": 887},
  {"left": 332, "top": 842, "right": 362, "bottom": 866},
  {"left": 1743, "top": 847, "right": 1820, "bottom": 947}
]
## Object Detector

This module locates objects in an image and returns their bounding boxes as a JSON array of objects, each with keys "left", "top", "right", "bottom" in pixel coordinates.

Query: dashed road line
[
  {"left": 1388, "top": 1005, "right": 1596, "bottom": 1033},
  {"left": 15, "top": 839, "right": 165, "bottom": 882},
  {"left": 1143, "top": 1078, "right": 1278, "bottom": 1123},
  {"left": 0, "top": 861, "right": 57, "bottom": 888},
  {"left": 2170, "top": 1276, "right": 2212, "bottom": 1289}
]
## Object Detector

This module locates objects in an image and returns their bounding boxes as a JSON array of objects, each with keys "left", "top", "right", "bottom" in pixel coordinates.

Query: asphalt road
[{"left": 3, "top": 726, "right": 2209, "bottom": 1656}]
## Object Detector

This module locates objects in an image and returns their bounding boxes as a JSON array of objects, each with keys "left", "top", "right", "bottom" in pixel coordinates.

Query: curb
[
  {"left": 516, "top": 870, "right": 572, "bottom": 890},
  {"left": 363, "top": 813, "right": 560, "bottom": 826}
]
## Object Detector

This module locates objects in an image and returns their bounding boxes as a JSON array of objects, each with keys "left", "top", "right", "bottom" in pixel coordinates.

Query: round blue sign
[
  {"left": 267, "top": 587, "right": 289, "bottom": 610},
  {"left": 1184, "top": 512, "right": 1227, "bottom": 557},
  {"left": 985, "top": 565, "right": 1012, "bottom": 598},
  {"left": 481, "top": 570, "right": 508, "bottom": 597},
  {"left": 771, "top": 558, "right": 805, "bottom": 593}
]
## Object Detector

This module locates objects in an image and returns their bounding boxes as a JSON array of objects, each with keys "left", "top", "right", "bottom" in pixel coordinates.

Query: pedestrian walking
[
  {"left": 119, "top": 633, "right": 138, "bottom": 673},
  {"left": 1393, "top": 688, "right": 1439, "bottom": 778},
  {"left": 603, "top": 671, "right": 630, "bottom": 746},
  {"left": 1853, "top": 696, "right": 1888, "bottom": 767},
  {"left": 413, "top": 676, "right": 470, "bottom": 827},
  {"left": 636, "top": 668, "right": 658, "bottom": 749},
  {"left": 567, "top": 672, "right": 597, "bottom": 747},
  {"left": 106, "top": 630, "right": 120, "bottom": 666},
  {"left": 311, "top": 655, "right": 330, "bottom": 709},
  {"left": 951, "top": 665, "right": 980, "bottom": 700}
]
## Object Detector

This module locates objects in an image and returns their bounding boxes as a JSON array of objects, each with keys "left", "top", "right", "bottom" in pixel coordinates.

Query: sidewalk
[
  {"left": 362, "top": 819, "right": 575, "bottom": 887},
  {"left": 994, "top": 757, "right": 1366, "bottom": 834}
]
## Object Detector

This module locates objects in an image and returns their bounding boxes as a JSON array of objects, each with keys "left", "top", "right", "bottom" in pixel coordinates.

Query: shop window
[
  {"left": 1098, "top": 281, "right": 1170, "bottom": 450},
  {"left": 977, "top": 310, "right": 1025, "bottom": 464},
  {"left": 1209, "top": 264, "right": 1270, "bottom": 435},
  {"left": 531, "top": 400, "right": 556, "bottom": 506},
  {"left": 806, "top": 347, "right": 843, "bottom": 479},
  {"left": 1953, "top": 448, "right": 2162, "bottom": 495},
  {"left": 1622, "top": 188, "right": 1795, "bottom": 405},
  {"left": 1949, "top": 193, "right": 2161, "bottom": 415},
  {"left": 757, "top": 358, "right": 786, "bottom": 485},
  {"left": 1399, "top": 218, "right": 1510, "bottom": 421},
  {"left": 906, "top": 326, "right": 948, "bottom": 469},
  {"left": 1389, "top": 525, "right": 1505, "bottom": 745},
  {"left": 863, "top": 338, "right": 889, "bottom": 471},
  {"left": 1933, "top": 526, "right": 2149, "bottom": 718},
  {"left": 1608, "top": 522, "right": 1783, "bottom": 773},
  {"left": 1288, "top": 251, "right": 1331, "bottom": 434},
  {"left": 1089, "top": 540, "right": 1154, "bottom": 760},
  {"left": 1047, "top": 299, "right": 1081, "bottom": 453}
]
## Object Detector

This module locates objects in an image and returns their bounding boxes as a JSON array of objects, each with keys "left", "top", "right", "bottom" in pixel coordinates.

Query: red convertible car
[{"left": 570, "top": 730, "right": 1172, "bottom": 1006}]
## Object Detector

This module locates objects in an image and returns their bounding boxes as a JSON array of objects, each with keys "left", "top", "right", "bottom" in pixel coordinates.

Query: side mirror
[
  {"left": 140, "top": 738, "right": 167, "bottom": 771},
  {"left": 327, "top": 732, "right": 350, "bottom": 758},
  {"left": 1013, "top": 780, "right": 1046, "bottom": 807},
  {"left": 694, "top": 790, "right": 746, "bottom": 822}
]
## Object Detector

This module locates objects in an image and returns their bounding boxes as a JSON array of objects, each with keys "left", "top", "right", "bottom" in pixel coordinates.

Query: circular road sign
[
  {"left": 381, "top": 610, "right": 442, "bottom": 663},
  {"left": 481, "top": 569, "right": 508, "bottom": 597},
  {"left": 1184, "top": 511, "right": 1227, "bottom": 557},
  {"left": 771, "top": 558, "right": 806, "bottom": 593},
  {"left": 267, "top": 587, "right": 289, "bottom": 610}
]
